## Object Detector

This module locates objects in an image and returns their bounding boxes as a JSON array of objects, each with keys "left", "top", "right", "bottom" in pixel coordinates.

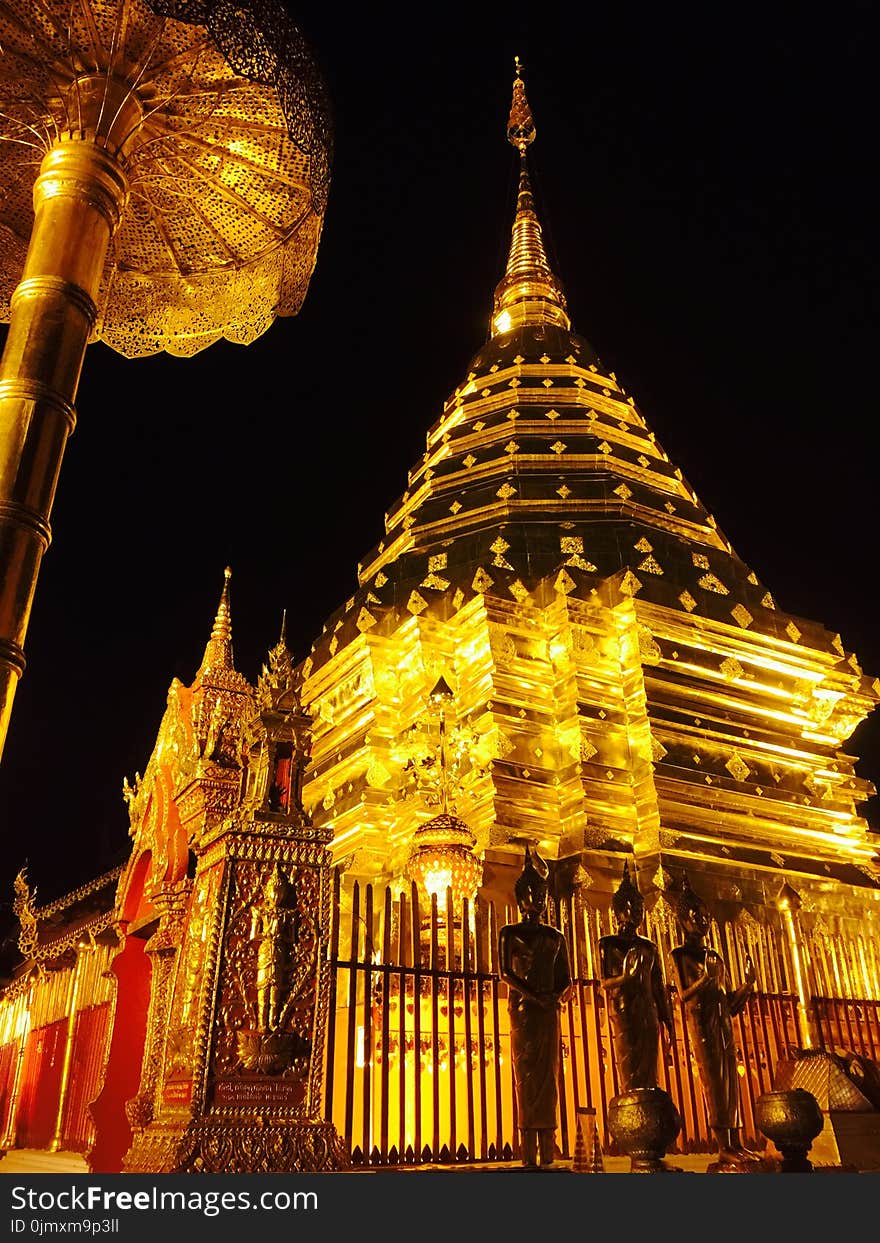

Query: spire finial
[
  {"left": 200, "top": 566, "right": 235, "bottom": 672},
  {"left": 507, "top": 58, "right": 536, "bottom": 154},
  {"left": 492, "top": 65, "right": 569, "bottom": 337},
  {"left": 279, "top": 608, "right": 287, "bottom": 648}
]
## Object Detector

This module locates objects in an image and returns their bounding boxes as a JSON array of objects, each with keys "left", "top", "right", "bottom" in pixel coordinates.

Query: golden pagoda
[
  {"left": 299, "top": 63, "right": 880, "bottom": 922},
  {"left": 2, "top": 64, "right": 879, "bottom": 1175}
]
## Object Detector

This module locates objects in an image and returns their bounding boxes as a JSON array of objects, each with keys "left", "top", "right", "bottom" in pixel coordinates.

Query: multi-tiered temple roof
[{"left": 300, "top": 68, "right": 879, "bottom": 907}]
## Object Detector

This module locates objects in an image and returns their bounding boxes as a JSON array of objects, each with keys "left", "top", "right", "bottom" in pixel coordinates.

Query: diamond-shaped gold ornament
[
  {"left": 619, "top": 570, "right": 642, "bottom": 596},
  {"left": 472, "top": 568, "right": 494, "bottom": 592},
  {"left": 698, "top": 573, "right": 729, "bottom": 595},
  {"left": 720, "top": 657, "right": 744, "bottom": 680},
  {"left": 726, "top": 753, "right": 750, "bottom": 782},
  {"left": 581, "top": 738, "right": 598, "bottom": 762}
]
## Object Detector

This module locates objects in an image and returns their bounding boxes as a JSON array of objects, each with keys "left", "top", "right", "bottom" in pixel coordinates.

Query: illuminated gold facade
[
  {"left": 1, "top": 67, "right": 879, "bottom": 1174},
  {"left": 299, "top": 70, "right": 880, "bottom": 926}
]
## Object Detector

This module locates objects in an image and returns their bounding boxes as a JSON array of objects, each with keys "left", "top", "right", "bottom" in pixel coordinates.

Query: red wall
[
  {"left": 87, "top": 938, "right": 151, "bottom": 1173},
  {"left": 62, "top": 1002, "right": 111, "bottom": 1153},
  {"left": 16, "top": 1020, "right": 67, "bottom": 1149}
]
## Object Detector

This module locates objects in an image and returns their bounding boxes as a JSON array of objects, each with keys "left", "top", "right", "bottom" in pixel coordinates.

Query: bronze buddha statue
[
  {"left": 498, "top": 846, "right": 572, "bottom": 1167},
  {"left": 671, "top": 874, "right": 764, "bottom": 1171},
  {"left": 599, "top": 861, "right": 672, "bottom": 1091}
]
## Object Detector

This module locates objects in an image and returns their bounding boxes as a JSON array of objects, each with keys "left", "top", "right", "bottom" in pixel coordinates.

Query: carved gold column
[
  {"left": 0, "top": 77, "right": 137, "bottom": 759},
  {"left": 1, "top": 981, "right": 34, "bottom": 1149},
  {"left": 124, "top": 881, "right": 193, "bottom": 1139},
  {"left": 776, "top": 882, "right": 819, "bottom": 1050},
  {"left": 49, "top": 942, "right": 89, "bottom": 1152}
]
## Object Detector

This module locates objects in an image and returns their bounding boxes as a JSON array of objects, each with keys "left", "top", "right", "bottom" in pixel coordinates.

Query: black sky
[{"left": 1, "top": 1, "right": 878, "bottom": 916}]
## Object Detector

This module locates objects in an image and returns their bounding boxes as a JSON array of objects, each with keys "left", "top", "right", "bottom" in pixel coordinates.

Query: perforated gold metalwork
[{"left": 0, "top": 0, "right": 331, "bottom": 356}]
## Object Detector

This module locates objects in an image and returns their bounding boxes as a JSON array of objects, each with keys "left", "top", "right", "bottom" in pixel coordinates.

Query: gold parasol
[{"left": 0, "top": 0, "right": 332, "bottom": 758}]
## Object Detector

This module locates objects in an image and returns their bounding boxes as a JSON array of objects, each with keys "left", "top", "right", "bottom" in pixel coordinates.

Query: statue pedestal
[{"left": 126, "top": 1118, "right": 345, "bottom": 1174}]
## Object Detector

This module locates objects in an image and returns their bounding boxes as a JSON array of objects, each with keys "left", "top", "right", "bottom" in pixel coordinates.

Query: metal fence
[{"left": 323, "top": 872, "right": 879, "bottom": 1164}]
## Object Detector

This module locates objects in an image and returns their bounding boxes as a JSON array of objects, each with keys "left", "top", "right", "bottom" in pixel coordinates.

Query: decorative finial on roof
[
  {"left": 200, "top": 566, "right": 235, "bottom": 673},
  {"left": 492, "top": 64, "right": 569, "bottom": 337},
  {"left": 507, "top": 58, "right": 536, "bottom": 154},
  {"left": 257, "top": 608, "right": 295, "bottom": 703}
]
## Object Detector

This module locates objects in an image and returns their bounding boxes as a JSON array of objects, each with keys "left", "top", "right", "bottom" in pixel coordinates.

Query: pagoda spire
[
  {"left": 491, "top": 59, "right": 570, "bottom": 337},
  {"left": 199, "top": 566, "right": 234, "bottom": 672}
]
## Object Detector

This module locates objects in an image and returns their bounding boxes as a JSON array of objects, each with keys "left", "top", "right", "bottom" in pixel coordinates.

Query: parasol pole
[{"left": 0, "top": 75, "right": 140, "bottom": 759}]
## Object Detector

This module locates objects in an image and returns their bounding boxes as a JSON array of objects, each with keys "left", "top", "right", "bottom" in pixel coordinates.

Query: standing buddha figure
[
  {"left": 671, "top": 874, "right": 764, "bottom": 1171},
  {"left": 599, "top": 861, "right": 672, "bottom": 1090},
  {"left": 498, "top": 846, "right": 572, "bottom": 1167}
]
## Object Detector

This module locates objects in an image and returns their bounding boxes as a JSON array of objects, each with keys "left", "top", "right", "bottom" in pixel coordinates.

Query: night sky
[{"left": 1, "top": 1, "right": 878, "bottom": 924}]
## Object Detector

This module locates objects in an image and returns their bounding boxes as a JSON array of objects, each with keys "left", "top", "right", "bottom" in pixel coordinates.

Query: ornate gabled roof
[{"left": 12, "top": 866, "right": 121, "bottom": 964}]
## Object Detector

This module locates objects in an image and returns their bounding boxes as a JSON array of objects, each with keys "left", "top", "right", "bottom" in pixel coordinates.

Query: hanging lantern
[{"left": 404, "top": 812, "right": 483, "bottom": 910}]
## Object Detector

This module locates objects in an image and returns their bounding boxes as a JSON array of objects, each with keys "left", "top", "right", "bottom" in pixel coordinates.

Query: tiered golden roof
[{"left": 298, "top": 67, "right": 879, "bottom": 910}]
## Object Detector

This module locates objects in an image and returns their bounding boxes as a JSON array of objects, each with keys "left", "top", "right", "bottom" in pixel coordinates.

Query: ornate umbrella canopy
[{"left": 0, "top": 0, "right": 332, "bottom": 356}]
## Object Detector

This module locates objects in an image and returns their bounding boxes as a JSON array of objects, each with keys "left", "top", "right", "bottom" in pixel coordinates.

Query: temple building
[
  {"left": 299, "top": 69, "right": 880, "bottom": 912},
  {"left": 1, "top": 70, "right": 879, "bottom": 1172}
]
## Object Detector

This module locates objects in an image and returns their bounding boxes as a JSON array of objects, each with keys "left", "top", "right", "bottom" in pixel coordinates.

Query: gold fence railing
[{"left": 324, "top": 872, "right": 880, "bottom": 1165}]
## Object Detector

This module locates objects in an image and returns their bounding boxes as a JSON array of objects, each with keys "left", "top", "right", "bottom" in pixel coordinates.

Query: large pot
[
  {"left": 755, "top": 1089, "right": 824, "bottom": 1172},
  {"left": 607, "top": 1087, "right": 682, "bottom": 1173}
]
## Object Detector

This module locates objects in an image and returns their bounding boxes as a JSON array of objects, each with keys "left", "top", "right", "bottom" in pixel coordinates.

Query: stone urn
[
  {"left": 607, "top": 1087, "right": 682, "bottom": 1173},
  {"left": 755, "top": 1089, "right": 824, "bottom": 1172}
]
